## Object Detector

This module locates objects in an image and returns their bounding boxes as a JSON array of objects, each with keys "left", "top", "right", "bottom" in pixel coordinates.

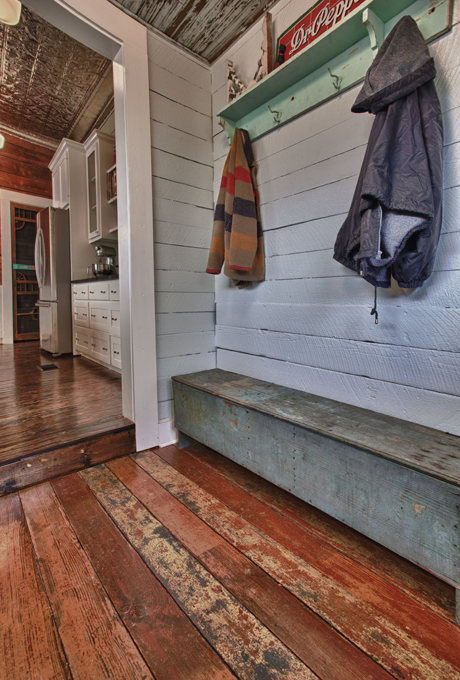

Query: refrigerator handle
[
  {"left": 34, "top": 225, "right": 41, "bottom": 287},
  {"left": 35, "top": 226, "right": 46, "bottom": 288}
]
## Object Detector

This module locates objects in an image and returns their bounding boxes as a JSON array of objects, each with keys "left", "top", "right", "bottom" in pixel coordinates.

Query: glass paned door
[{"left": 11, "top": 203, "right": 40, "bottom": 341}]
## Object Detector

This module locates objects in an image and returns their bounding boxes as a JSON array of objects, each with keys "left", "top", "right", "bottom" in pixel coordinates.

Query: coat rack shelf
[{"left": 217, "top": 0, "right": 452, "bottom": 144}]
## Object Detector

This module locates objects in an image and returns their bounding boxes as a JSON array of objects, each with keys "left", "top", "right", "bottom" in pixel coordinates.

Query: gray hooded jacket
[{"left": 333, "top": 16, "right": 443, "bottom": 288}]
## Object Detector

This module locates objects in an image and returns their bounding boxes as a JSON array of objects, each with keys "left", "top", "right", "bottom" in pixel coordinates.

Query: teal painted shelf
[{"left": 218, "top": 0, "right": 452, "bottom": 143}]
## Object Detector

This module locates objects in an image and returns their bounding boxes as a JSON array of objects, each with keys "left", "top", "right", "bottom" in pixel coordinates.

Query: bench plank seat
[{"left": 172, "top": 369, "right": 460, "bottom": 624}]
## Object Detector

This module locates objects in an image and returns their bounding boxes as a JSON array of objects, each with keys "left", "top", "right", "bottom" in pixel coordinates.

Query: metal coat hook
[
  {"left": 268, "top": 105, "right": 282, "bottom": 123},
  {"left": 328, "top": 68, "right": 342, "bottom": 91}
]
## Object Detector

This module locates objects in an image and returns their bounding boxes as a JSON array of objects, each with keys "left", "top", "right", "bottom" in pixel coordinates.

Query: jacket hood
[{"left": 352, "top": 16, "right": 436, "bottom": 114}]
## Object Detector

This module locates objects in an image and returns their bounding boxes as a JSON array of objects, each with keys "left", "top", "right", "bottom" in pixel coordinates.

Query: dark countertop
[{"left": 71, "top": 275, "right": 119, "bottom": 284}]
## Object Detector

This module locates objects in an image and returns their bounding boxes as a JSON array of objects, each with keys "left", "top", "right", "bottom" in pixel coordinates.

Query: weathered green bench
[{"left": 172, "top": 368, "right": 460, "bottom": 624}]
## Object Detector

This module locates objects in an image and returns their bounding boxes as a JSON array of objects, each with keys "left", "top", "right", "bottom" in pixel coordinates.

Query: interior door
[{"left": 11, "top": 203, "right": 41, "bottom": 341}]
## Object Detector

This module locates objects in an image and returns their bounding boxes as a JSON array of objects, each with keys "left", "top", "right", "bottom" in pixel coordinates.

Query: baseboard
[{"left": 158, "top": 418, "right": 178, "bottom": 447}]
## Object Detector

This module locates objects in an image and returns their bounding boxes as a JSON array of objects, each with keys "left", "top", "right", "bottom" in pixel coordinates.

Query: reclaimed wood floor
[
  {"left": 0, "top": 341, "right": 134, "bottom": 494},
  {"left": 2, "top": 439, "right": 459, "bottom": 680}
]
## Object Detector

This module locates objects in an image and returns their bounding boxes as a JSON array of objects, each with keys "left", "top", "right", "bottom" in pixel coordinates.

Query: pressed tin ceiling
[
  {"left": 0, "top": 1, "right": 276, "bottom": 148},
  {"left": 108, "top": 0, "right": 277, "bottom": 62},
  {"left": 0, "top": 6, "right": 113, "bottom": 148}
]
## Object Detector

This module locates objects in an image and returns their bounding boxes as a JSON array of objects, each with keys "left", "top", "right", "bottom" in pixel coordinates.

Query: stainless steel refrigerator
[{"left": 34, "top": 207, "right": 72, "bottom": 355}]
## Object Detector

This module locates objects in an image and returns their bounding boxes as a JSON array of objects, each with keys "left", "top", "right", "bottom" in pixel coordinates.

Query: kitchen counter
[{"left": 71, "top": 275, "right": 119, "bottom": 284}]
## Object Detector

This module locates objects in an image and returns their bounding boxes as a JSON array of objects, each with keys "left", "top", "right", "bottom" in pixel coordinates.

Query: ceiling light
[
  {"left": 0, "top": 134, "right": 5, "bottom": 149},
  {"left": 0, "top": 0, "right": 21, "bottom": 26}
]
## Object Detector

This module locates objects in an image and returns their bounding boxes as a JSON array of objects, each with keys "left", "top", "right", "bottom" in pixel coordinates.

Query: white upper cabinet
[
  {"left": 49, "top": 140, "right": 83, "bottom": 210},
  {"left": 84, "top": 130, "right": 117, "bottom": 243}
]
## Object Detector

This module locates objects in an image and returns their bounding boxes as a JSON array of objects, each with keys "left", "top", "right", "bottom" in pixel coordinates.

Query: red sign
[{"left": 277, "top": 0, "right": 368, "bottom": 64}]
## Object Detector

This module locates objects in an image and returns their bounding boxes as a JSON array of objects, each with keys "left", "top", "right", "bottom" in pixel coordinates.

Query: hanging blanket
[{"left": 206, "top": 128, "right": 264, "bottom": 286}]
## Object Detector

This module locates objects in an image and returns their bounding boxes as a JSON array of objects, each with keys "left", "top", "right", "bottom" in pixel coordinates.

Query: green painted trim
[{"left": 218, "top": 0, "right": 452, "bottom": 144}]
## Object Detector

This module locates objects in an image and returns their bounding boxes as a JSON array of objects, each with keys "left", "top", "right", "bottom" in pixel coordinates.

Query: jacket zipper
[{"left": 376, "top": 203, "right": 383, "bottom": 260}]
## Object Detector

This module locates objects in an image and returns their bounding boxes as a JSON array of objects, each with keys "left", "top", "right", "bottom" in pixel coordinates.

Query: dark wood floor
[
  {"left": 0, "top": 341, "right": 134, "bottom": 494},
  {"left": 2, "top": 439, "right": 459, "bottom": 680}
]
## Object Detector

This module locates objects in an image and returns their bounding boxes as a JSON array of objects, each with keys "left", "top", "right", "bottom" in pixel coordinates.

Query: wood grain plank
[
  {"left": 182, "top": 439, "right": 457, "bottom": 620},
  {"left": 148, "top": 62, "right": 211, "bottom": 116},
  {"left": 217, "top": 349, "right": 460, "bottom": 437},
  {"left": 0, "top": 493, "right": 70, "bottom": 680},
  {"left": 153, "top": 176, "right": 213, "bottom": 208},
  {"left": 134, "top": 448, "right": 460, "bottom": 680},
  {"left": 52, "top": 472, "right": 235, "bottom": 680},
  {"left": 154, "top": 242, "right": 209, "bottom": 272},
  {"left": 155, "top": 292, "right": 215, "bottom": 314},
  {"left": 109, "top": 455, "right": 393, "bottom": 680},
  {"left": 215, "top": 325, "right": 460, "bottom": 397},
  {"left": 153, "top": 195, "right": 213, "bottom": 228},
  {"left": 150, "top": 92, "right": 212, "bottom": 142},
  {"left": 154, "top": 221, "right": 212, "bottom": 249},
  {"left": 151, "top": 120, "right": 213, "bottom": 167},
  {"left": 147, "top": 33, "right": 211, "bottom": 90},
  {"left": 80, "top": 464, "right": 320, "bottom": 680},
  {"left": 155, "top": 269, "right": 214, "bottom": 293},
  {"left": 0, "top": 428, "right": 135, "bottom": 495},
  {"left": 156, "top": 311, "right": 215, "bottom": 335},
  {"left": 20, "top": 482, "right": 154, "bottom": 680},
  {"left": 156, "top": 331, "right": 215, "bottom": 359}
]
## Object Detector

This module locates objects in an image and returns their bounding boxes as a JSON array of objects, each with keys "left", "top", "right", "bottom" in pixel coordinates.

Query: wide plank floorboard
[
  {"left": 0, "top": 341, "right": 134, "bottom": 492},
  {"left": 1, "top": 441, "right": 458, "bottom": 679}
]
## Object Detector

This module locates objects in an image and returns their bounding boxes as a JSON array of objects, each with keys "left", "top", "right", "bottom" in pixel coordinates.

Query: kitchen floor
[
  {"left": 0, "top": 341, "right": 134, "bottom": 493},
  {"left": 2, "top": 440, "right": 459, "bottom": 680}
]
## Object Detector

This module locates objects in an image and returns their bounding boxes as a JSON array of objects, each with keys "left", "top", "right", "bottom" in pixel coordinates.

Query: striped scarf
[{"left": 206, "top": 128, "right": 264, "bottom": 286}]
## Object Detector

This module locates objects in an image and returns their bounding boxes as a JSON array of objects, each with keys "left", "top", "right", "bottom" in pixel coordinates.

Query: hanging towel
[{"left": 206, "top": 128, "right": 264, "bottom": 287}]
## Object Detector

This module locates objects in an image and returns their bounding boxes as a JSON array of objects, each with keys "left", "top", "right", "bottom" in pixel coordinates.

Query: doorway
[
  {"left": 10, "top": 203, "right": 40, "bottom": 341},
  {"left": 20, "top": 0, "right": 158, "bottom": 450}
]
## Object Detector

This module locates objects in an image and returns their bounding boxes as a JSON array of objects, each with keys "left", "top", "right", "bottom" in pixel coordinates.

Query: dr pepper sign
[{"left": 277, "top": 0, "right": 368, "bottom": 64}]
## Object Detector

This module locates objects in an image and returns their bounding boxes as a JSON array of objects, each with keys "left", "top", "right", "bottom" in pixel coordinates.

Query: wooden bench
[{"left": 172, "top": 368, "right": 460, "bottom": 624}]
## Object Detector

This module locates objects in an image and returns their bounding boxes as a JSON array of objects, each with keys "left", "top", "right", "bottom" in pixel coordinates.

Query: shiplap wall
[
  {"left": 147, "top": 32, "right": 215, "bottom": 442},
  {"left": 211, "top": 0, "right": 460, "bottom": 436}
]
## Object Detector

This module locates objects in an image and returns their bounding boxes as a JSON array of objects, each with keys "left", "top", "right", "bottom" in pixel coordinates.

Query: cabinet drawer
[
  {"left": 90, "top": 330, "right": 110, "bottom": 364},
  {"left": 88, "top": 281, "right": 110, "bottom": 300},
  {"left": 109, "top": 281, "right": 119, "bottom": 301},
  {"left": 74, "top": 327, "right": 89, "bottom": 354},
  {"left": 111, "top": 336, "right": 122, "bottom": 370},
  {"left": 73, "top": 301, "right": 89, "bottom": 327},
  {"left": 89, "top": 302, "right": 110, "bottom": 332},
  {"left": 110, "top": 306, "right": 120, "bottom": 337},
  {"left": 72, "top": 284, "right": 89, "bottom": 300}
]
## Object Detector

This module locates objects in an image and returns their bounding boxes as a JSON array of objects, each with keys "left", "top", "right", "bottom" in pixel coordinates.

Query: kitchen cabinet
[
  {"left": 49, "top": 139, "right": 86, "bottom": 210},
  {"left": 84, "top": 130, "right": 117, "bottom": 243},
  {"left": 72, "top": 280, "right": 121, "bottom": 372},
  {"left": 49, "top": 139, "right": 93, "bottom": 281}
]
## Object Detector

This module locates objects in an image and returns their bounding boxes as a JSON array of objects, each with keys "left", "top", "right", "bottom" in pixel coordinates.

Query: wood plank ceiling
[
  {"left": 0, "top": 7, "right": 113, "bottom": 148},
  {"left": 109, "top": 0, "right": 276, "bottom": 62}
]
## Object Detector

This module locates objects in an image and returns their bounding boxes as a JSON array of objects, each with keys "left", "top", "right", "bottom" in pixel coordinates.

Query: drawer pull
[
  {"left": 112, "top": 317, "right": 118, "bottom": 321},
  {"left": 100, "top": 291, "right": 106, "bottom": 295},
  {"left": 114, "top": 350, "right": 120, "bottom": 355},
  {"left": 91, "top": 343, "right": 96, "bottom": 347},
  {"left": 90, "top": 291, "right": 94, "bottom": 294},
  {"left": 111, "top": 290, "right": 116, "bottom": 294},
  {"left": 102, "top": 316, "right": 107, "bottom": 319},
  {"left": 84, "top": 341, "right": 88, "bottom": 345},
  {"left": 83, "top": 313, "right": 87, "bottom": 317},
  {"left": 91, "top": 314, "right": 96, "bottom": 318},
  {"left": 103, "top": 347, "right": 108, "bottom": 351}
]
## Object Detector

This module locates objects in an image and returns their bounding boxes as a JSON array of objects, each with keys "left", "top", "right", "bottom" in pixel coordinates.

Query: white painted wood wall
[
  {"left": 147, "top": 32, "right": 216, "bottom": 443},
  {"left": 211, "top": 0, "right": 460, "bottom": 436}
]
